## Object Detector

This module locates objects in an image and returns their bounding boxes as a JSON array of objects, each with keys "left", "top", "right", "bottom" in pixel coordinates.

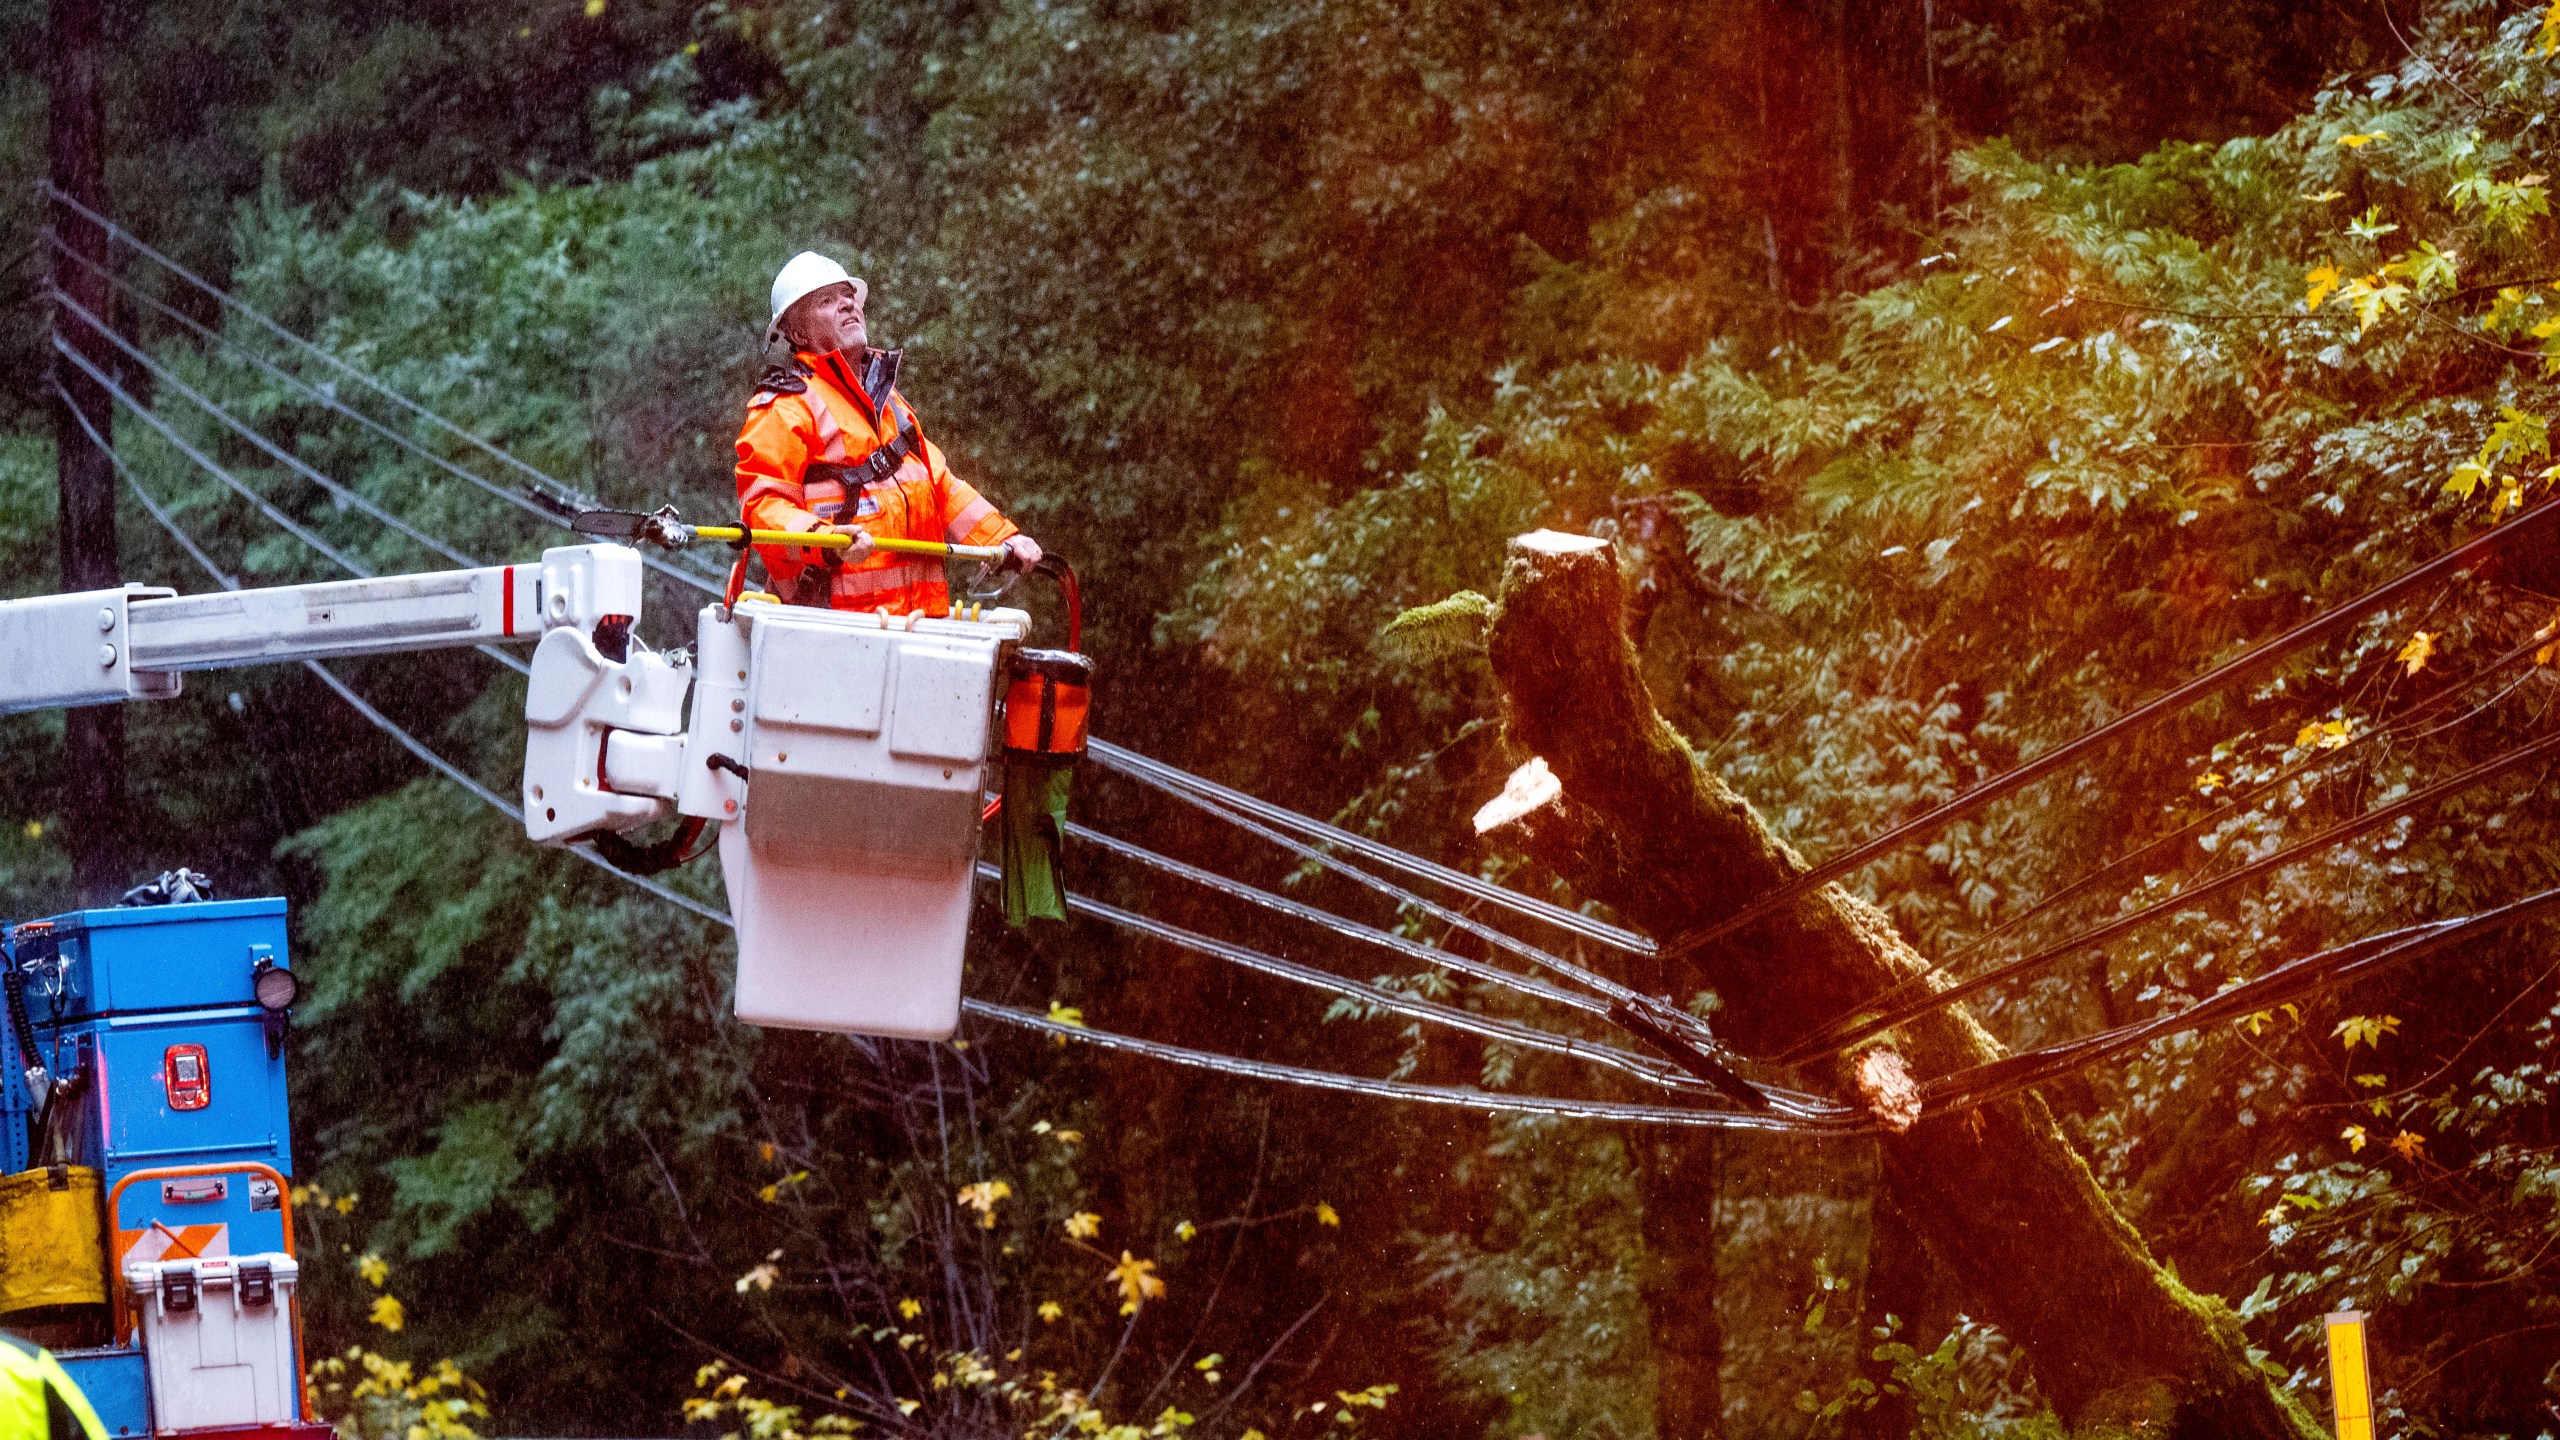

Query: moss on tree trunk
[{"left": 1482, "top": 531, "right": 2319, "bottom": 1439}]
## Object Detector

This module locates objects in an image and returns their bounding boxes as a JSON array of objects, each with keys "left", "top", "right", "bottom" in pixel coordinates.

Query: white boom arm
[
  {"left": 0, "top": 545, "right": 644, "bottom": 713},
  {"left": 0, "top": 541, "right": 1039, "bottom": 1042}
]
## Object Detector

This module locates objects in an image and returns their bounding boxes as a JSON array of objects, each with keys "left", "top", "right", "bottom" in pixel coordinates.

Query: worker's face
[{"left": 786, "top": 280, "right": 868, "bottom": 353}]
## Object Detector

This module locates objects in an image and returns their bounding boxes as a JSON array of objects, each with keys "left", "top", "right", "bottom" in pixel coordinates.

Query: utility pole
[{"left": 49, "top": 0, "right": 126, "bottom": 904}]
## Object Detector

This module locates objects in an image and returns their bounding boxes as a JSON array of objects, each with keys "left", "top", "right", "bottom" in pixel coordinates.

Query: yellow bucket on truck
[{"left": 0, "top": 1166, "right": 105, "bottom": 1312}]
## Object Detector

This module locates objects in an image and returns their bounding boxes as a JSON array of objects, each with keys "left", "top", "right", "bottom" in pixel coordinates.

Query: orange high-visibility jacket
[{"left": 733, "top": 347, "right": 1019, "bottom": 615}]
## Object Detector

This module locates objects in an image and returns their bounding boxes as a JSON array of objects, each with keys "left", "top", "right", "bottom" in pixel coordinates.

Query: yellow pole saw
[{"left": 569, "top": 504, "right": 1007, "bottom": 563}]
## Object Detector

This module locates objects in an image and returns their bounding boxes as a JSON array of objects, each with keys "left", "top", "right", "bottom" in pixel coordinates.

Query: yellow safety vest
[{"left": 0, "top": 1333, "right": 106, "bottom": 1440}]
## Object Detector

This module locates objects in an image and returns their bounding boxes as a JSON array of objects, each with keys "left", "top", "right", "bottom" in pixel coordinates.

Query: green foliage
[
  {"left": 1416, "top": 1119, "right": 1653, "bottom": 1440},
  {"left": 9, "top": 0, "right": 2550, "bottom": 1431},
  {"left": 1378, "top": 592, "right": 1492, "bottom": 667}
]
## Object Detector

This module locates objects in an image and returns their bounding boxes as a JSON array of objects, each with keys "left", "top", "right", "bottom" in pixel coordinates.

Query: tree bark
[
  {"left": 1634, "top": 1130, "right": 1725, "bottom": 1439},
  {"left": 1480, "top": 531, "right": 2319, "bottom": 1439},
  {"left": 50, "top": 0, "right": 127, "bottom": 903}
]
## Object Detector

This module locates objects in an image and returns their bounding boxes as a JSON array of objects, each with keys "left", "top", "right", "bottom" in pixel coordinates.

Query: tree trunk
[
  {"left": 1480, "top": 531, "right": 2319, "bottom": 1439},
  {"left": 1634, "top": 1130, "right": 1725, "bottom": 1440}
]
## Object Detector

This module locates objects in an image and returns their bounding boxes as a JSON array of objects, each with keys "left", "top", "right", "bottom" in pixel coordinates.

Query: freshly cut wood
[
  {"left": 1482, "top": 530, "right": 2321, "bottom": 1439},
  {"left": 1855, "top": 1047, "right": 1923, "bottom": 1133},
  {"left": 1473, "top": 756, "right": 1561, "bottom": 835}
]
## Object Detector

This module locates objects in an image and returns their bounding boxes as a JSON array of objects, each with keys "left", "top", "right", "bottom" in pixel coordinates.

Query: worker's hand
[
  {"left": 826, "top": 525, "right": 878, "bottom": 563},
  {"left": 1001, "top": 534, "right": 1043, "bottom": 573}
]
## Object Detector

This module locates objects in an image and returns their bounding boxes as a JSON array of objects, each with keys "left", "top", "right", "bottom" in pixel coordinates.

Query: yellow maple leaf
[
  {"left": 334, "top": 1193, "right": 358, "bottom": 1216},
  {"left": 2193, "top": 769, "right": 2227, "bottom": 795},
  {"left": 368, "top": 1295, "right": 406, "bottom": 1333},
  {"left": 2342, "top": 1124, "right": 2369, "bottom": 1153},
  {"left": 1109, "top": 1251, "right": 1166, "bottom": 1310},
  {"left": 2396, "top": 631, "right": 2436, "bottom": 677},
  {"left": 2304, "top": 262, "right": 2343, "bottom": 313},
  {"left": 957, "top": 1179, "right": 1014, "bottom": 1229},
  {"left": 1038, "top": 1300, "right": 1063, "bottom": 1323},
  {"left": 2337, "top": 131, "right": 2389, "bottom": 148},
  {"left": 898, "top": 1298, "right": 923, "bottom": 1319},
  {"left": 1047, "top": 1002, "right": 1086, "bottom": 1028},
  {"left": 1174, "top": 1220, "right": 1197, "bottom": 1242},
  {"left": 2388, "top": 1129, "right": 2427, "bottom": 1162},
  {"left": 1314, "top": 1203, "right": 1341, "bottom": 1228},
  {"left": 356, "top": 1252, "right": 389, "bottom": 1288},
  {"left": 1064, "top": 1211, "right": 1103, "bottom": 1240}
]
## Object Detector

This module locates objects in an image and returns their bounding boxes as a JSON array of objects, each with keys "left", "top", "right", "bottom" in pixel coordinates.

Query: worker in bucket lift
[{"left": 734, "top": 252, "right": 1041, "bottom": 614}]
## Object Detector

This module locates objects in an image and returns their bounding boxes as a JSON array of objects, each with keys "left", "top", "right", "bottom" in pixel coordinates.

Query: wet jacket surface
[{"left": 733, "top": 347, "right": 1019, "bottom": 615}]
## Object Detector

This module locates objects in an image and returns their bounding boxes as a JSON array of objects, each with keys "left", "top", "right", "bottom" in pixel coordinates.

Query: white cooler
[{"left": 125, "top": 1253, "right": 301, "bottom": 1431}]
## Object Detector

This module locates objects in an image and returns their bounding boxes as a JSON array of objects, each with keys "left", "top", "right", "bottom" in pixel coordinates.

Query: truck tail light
[{"left": 163, "top": 1044, "right": 209, "bottom": 1110}]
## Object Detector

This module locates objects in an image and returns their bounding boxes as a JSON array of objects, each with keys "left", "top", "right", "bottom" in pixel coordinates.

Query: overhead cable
[
  {"left": 1095, "top": 749, "right": 1658, "bottom": 1007},
  {"left": 101, "top": 397, "right": 2555, "bottom": 1133},
  {"left": 49, "top": 352, "right": 529, "bottom": 678},
  {"left": 84, "top": 407, "right": 1854, "bottom": 1133},
  {"left": 53, "top": 290, "right": 479, "bottom": 569},
  {"left": 37, "top": 194, "right": 722, "bottom": 592},
  {"left": 1778, "top": 724, "right": 2560, "bottom": 1065},
  {"left": 50, "top": 192, "right": 1634, "bottom": 993},
  {"left": 1917, "top": 900, "right": 2555, "bottom": 1110},
  {"left": 1834, "top": 630, "right": 2554, "bottom": 1042},
  {"left": 1669, "top": 495, "right": 2560, "bottom": 955},
  {"left": 1065, "top": 821, "right": 1607, "bottom": 1018},
  {"left": 75, "top": 395, "right": 519, "bottom": 817},
  {"left": 46, "top": 235, "right": 720, "bottom": 593},
  {"left": 1089, "top": 739, "right": 1655, "bottom": 957},
  {"left": 984, "top": 856, "right": 1856, "bottom": 1121}
]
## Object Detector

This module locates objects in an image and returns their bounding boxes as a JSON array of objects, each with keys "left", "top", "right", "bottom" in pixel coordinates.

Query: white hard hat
[{"left": 767, "top": 251, "right": 863, "bottom": 343}]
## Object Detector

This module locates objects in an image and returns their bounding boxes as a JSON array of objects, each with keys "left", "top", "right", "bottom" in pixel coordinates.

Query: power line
[
  {"left": 1777, "top": 723, "right": 2560, "bottom": 1065},
  {"left": 1917, "top": 899, "right": 2560, "bottom": 1109},
  {"left": 49, "top": 354, "right": 528, "bottom": 678},
  {"left": 996, "top": 857, "right": 1855, "bottom": 1120},
  {"left": 55, "top": 196, "right": 2560, "bottom": 1135},
  {"left": 1088, "top": 740, "right": 1654, "bottom": 957},
  {"left": 1811, "top": 631, "right": 2554, "bottom": 1050},
  {"left": 1067, "top": 820, "right": 1607, "bottom": 1018},
  {"left": 68, "top": 401, "right": 1857, "bottom": 1133},
  {"left": 1668, "top": 496, "right": 2560, "bottom": 957},
  {"left": 52, "top": 289, "right": 479, "bottom": 569},
  {"left": 81, "top": 381, "right": 2560, "bottom": 1131},
  {"left": 47, "top": 234, "right": 732, "bottom": 594},
  {"left": 36, "top": 196, "right": 723, "bottom": 593},
  {"left": 1096, "top": 747, "right": 1655, "bottom": 1011}
]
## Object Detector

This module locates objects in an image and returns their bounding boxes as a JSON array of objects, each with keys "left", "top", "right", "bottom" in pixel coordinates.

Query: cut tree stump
[{"left": 1479, "top": 530, "right": 2321, "bottom": 1439}]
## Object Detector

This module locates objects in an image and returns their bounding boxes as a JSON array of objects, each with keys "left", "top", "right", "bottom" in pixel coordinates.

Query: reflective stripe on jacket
[
  {"left": 733, "top": 349, "right": 1019, "bottom": 616},
  {"left": 0, "top": 1333, "right": 108, "bottom": 1440}
]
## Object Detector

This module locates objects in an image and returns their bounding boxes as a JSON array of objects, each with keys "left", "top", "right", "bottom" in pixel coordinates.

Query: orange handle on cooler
[{"left": 105, "top": 1162, "right": 299, "bottom": 1369}]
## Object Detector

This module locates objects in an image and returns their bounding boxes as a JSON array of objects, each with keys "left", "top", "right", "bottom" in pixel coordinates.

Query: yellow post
[{"left": 2326, "top": 1310, "right": 2374, "bottom": 1440}]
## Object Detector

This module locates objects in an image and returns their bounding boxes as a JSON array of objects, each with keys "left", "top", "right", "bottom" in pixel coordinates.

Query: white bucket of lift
[
  {"left": 715, "top": 600, "right": 1026, "bottom": 1039},
  {"left": 125, "top": 1253, "right": 301, "bottom": 1432}
]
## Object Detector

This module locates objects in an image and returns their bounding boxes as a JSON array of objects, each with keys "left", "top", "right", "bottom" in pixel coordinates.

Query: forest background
[{"left": 11, "top": 0, "right": 2560, "bottom": 1434}]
